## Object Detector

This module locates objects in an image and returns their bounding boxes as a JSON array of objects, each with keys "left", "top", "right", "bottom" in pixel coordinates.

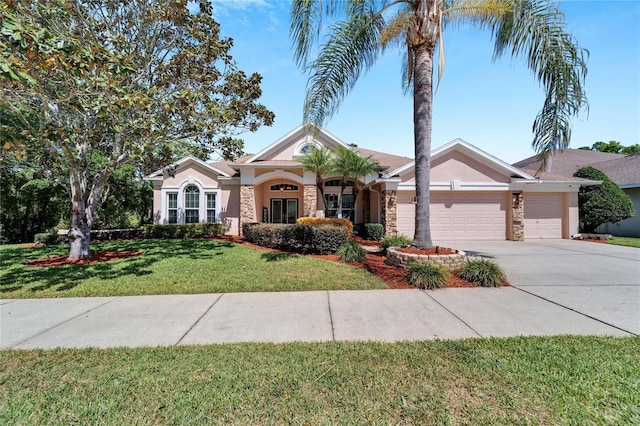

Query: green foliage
[
  {"left": 143, "top": 223, "right": 225, "bottom": 239},
  {"left": 380, "top": 234, "right": 412, "bottom": 251},
  {"left": 243, "top": 223, "right": 348, "bottom": 254},
  {"left": 33, "top": 232, "right": 63, "bottom": 245},
  {"left": 91, "top": 228, "right": 145, "bottom": 241},
  {"left": 459, "top": 259, "right": 506, "bottom": 287},
  {"left": 337, "top": 239, "right": 367, "bottom": 263},
  {"left": 573, "top": 167, "right": 636, "bottom": 232},
  {"left": 1, "top": 0, "right": 273, "bottom": 257},
  {"left": 360, "top": 223, "right": 384, "bottom": 241},
  {"left": 580, "top": 141, "right": 640, "bottom": 155},
  {"left": 406, "top": 261, "right": 449, "bottom": 290}
]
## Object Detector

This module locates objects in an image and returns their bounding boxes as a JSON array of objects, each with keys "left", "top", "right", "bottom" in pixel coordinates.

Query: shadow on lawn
[
  {"left": 261, "top": 251, "right": 298, "bottom": 262},
  {"left": 0, "top": 239, "right": 237, "bottom": 294}
]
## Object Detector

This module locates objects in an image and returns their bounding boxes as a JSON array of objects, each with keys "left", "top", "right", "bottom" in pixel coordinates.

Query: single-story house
[
  {"left": 513, "top": 150, "right": 640, "bottom": 237},
  {"left": 146, "top": 126, "right": 599, "bottom": 241}
]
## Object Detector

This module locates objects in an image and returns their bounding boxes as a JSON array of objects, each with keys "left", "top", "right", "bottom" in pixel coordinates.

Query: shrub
[
  {"left": 458, "top": 258, "right": 506, "bottom": 287},
  {"left": 34, "top": 232, "right": 62, "bottom": 245},
  {"left": 356, "top": 223, "right": 384, "bottom": 241},
  {"left": 297, "top": 217, "right": 353, "bottom": 236},
  {"left": 337, "top": 239, "right": 366, "bottom": 263},
  {"left": 573, "top": 166, "right": 636, "bottom": 232},
  {"left": 90, "top": 228, "right": 144, "bottom": 241},
  {"left": 380, "top": 234, "right": 412, "bottom": 251},
  {"left": 406, "top": 261, "right": 449, "bottom": 290},
  {"left": 243, "top": 223, "right": 348, "bottom": 254},
  {"left": 143, "top": 223, "right": 225, "bottom": 239}
]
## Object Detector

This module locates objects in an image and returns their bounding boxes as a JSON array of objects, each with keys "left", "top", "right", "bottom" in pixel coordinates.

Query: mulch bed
[{"left": 26, "top": 251, "right": 144, "bottom": 267}]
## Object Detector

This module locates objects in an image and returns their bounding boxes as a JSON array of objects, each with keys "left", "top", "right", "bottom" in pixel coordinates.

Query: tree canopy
[
  {"left": 578, "top": 141, "right": 640, "bottom": 155},
  {"left": 1, "top": 0, "right": 274, "bottom": 257}
]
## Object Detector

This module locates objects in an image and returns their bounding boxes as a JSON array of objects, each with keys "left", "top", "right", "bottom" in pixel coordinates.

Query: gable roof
[
  {"left": 588, "top": 155, "right": 640, "bottom": 187},
  {"left": 383, "top": 138, "right": 535, "bottom": 180},
  {"left": 146, "top": 155, "right": 232, "bottom": 180}
]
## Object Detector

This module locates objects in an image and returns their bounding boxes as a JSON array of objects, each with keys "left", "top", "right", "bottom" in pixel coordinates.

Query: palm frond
[
  {"left": 304, "top": 3, "right": 385, "bottom": 125},
  {"left": 291, "top": 0, "right": 342, "bottom": 68},
  {"left": 442, "top": 0, "right": 513, "bottom": 28},
  {"left": 380, "top": 9, "right": 411, "bottom": 48},
  {"left": 491, "top": 0, "right": 588, "bottom": 165}
]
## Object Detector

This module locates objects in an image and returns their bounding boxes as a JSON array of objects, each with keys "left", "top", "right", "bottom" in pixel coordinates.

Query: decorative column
[
  {"left": 511, "top": 192, "right": 524, "bottom": 241},
  {"left": 240, "top": 185, "right": 255, "bottom": 235},
  {"left": 363, "top": 190, "right": 371, "bottom": 223},
  {"left": 303, "top": 184, "right": 317, "bottom": 217},
  {"left": 381, "top": 190, "right": 397, "bottom": 236}
]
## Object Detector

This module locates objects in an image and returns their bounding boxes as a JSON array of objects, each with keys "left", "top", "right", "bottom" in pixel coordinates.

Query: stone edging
[{"left": 385, "top": 247, "right": 467, "bottom": 272}]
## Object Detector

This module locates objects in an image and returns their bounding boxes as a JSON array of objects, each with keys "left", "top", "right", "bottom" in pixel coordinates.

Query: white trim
[
  {"left": 253, "top": 170, "right": 304, "bottom": 186},
  {"left": 159, "top": 177, "right": 222, "bottom": 224},
  {"left": 145, "top": 155, "right": 231, "bottom": 180},
  {"left": 383, "top": 139, "right": 535, "bottom": 180}
]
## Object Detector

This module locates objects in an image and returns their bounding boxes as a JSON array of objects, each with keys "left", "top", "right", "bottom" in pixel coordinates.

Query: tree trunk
[
  {"left": 68, "top": 181, "right": 92, "bottom": 259},
  {"left": 412, "top": 42, "right": 435, "bottom": 249}
]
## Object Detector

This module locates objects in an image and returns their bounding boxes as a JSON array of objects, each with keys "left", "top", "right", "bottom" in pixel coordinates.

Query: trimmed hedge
[
  {"left": 243, "top": 223, "right": 348, "bottom": 254},
  {"left": 144, "top": 223, "right": 226, "bottom": 239},
  {"left": 297, "top": 217, "right": 353, "bottom": 236},
  {"left": 91, "top": 228, "right": 144, "bottom": 241},
  {"left": 34, "top": 233, "right": 64, "bottom": 245},
  {"left": 356, "top": 223, "right": 384, "bottom": 241}
]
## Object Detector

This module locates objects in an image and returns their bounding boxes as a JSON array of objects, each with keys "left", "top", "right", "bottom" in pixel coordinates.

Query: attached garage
[
  {"left": 397, "top": 191, "right": 508, "bottom": 240},
  {"left": 524, "top": 192, "right": 563, "bottom": 239}
]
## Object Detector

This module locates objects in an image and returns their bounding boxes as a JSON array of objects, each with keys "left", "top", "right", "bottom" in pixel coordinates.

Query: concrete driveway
[{"left": 438, "top": 239, "right": 640, "bottom": 335}]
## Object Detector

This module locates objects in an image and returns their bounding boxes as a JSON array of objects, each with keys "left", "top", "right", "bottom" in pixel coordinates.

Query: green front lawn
[
  {"left": 609, "top": 236, "right": 640, "bottom": 248},
  {"left": 1, "top": 336, "right": 638, "bottom": 424},
  {"left": 0, "top": 239, "right": 386, "bottom": 298}
]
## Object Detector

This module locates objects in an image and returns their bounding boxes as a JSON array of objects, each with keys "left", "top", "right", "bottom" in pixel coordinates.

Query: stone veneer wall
[
  {"left": 381, "top": 190, "right": 397, "bottom": 236},
  {"left": 240, "top": 185, "right": 255, "bottom": 234},
  {"left": 511, "top": 192, "right": 524, "bottom": 241},
  {"left": 386, "top": 247, "right": 467, "bottom": 272},
  {"left": 303, "top": 185, "right": 317, "bottom": 217}
]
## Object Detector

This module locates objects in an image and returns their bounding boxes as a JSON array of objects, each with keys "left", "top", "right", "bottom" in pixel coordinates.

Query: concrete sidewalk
[{"left": 1, "top": 287, "right": 634, "bottom": 350}]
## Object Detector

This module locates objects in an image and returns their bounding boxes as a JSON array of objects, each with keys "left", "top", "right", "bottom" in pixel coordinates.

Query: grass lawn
[
  {"left": 0, "top": 239, "right": 386, "bottom": 298},
  {"left": 609, "top": 236, "right": 640, "bottom": 248},
  {"left": 1, "top": 336, "right": 638, "bottom": 424}
]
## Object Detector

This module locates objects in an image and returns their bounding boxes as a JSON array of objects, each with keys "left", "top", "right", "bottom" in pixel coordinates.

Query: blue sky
[{"left": 211, "top": 0, "right": 640, "bottom": 164}]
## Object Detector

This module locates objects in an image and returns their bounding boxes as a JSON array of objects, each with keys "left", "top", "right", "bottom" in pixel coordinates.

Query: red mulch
[{"left": 26, "top": 251, "right": 144, "bottom": 267}]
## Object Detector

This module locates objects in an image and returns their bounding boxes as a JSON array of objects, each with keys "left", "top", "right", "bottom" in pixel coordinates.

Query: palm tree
[
  {"left": 291, "top": 0, "right": 587, "bottom": 249},
  {"left": 298, "top": 146, "right": 333, "bottom": 216}
]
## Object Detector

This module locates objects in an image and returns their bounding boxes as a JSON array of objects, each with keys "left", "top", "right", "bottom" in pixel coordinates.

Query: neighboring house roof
[
  {"left": 512, "top": 149, "right": 638, "bottom": 188},
  {"left": 517, "top": 168, "right": 597, "bottom": 184},
  {"left": 587, "top": 155, "right": 640, "bottom": 188},
  {"left": 353, "top": 147, "right": 413, "bottom": 173}
]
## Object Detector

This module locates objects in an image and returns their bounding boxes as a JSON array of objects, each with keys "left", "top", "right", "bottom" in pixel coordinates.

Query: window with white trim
[
  {"left": 206, "top": 193, "right": 216, "bottom": 222},
  {"left": 184, "top": 185, "right": 200, "bottom": 223},
  {"left": 167, "top": 193, "right": 178, "bottom": 224}
]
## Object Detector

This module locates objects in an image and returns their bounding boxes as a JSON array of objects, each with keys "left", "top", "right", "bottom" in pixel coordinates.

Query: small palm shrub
[
  {"left": 406, "top": 261, "right": 449, "bottom": 290},
  {"left": 458, "top": 259, "right": 506, "bottom": 287},
  {"left": 337, "top": 239, "right": 367, "bottom": 263},
  {"left": 380, "top": 234, "right": 412, "bottom": 251}
]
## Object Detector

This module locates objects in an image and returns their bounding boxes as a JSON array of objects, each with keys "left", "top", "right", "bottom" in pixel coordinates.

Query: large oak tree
[{"left": 1, "top": 0, "right": 274, "bottom": 258}]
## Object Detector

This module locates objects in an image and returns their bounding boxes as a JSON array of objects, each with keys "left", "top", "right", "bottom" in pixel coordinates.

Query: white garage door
[
  {"left": 524, "top": 193, "right": 563, "bottom": 239},
  {"left": 397, "top": 191, "right": 507, "bottom": 240}
]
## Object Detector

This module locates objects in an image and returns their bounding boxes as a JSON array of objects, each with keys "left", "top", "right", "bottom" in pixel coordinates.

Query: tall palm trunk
[{"left": 412, "top": 41, "right": 435, "bottom": 249}]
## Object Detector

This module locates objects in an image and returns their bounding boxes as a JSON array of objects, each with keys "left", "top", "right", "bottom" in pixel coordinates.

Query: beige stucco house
[{"left": 146, "top": 126, "right": 595, "bottom": 240}]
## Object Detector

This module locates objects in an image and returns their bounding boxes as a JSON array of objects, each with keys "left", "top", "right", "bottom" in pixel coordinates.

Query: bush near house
[
  {"left": 356, "top": 223, "right": 384, "bottom": 241},
  {"left": 573, "top": 166, "right": 636, "bottom": 233},
  {"left": 337, "top": 239, "right": 367, "bottom": 263},
  {"left": 144, "top": 223, "right": 225, "bottom": 239},
  {"left": 380, "top": 234, "right": 412, "bottom": 251},
  {"left": 297, "top": 217, "right": 353, "bottom": 236},
  {"left": 243, "top": 223, "right": 348, "bottom": 254},
  {"left": 406, "top": 261, "right": 449, "bottom": 290}
]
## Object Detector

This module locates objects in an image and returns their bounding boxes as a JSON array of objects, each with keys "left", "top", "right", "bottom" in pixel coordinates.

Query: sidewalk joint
[
  {"left": 327, "top": 291, "right": 336, "bottom": 341},
  {"left": 176, "top": 293, "right": 224, "bottom": 345},
  {"left": 420, "top": 290, "right": 483, "bottom": 338},
  {"left": 512, "top": 286, "right": 637, "bottom": 336}
]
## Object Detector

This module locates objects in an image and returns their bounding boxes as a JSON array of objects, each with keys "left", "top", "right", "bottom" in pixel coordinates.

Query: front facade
[{"left": 147, "top": 126, "right": 593, "bottom": 241}]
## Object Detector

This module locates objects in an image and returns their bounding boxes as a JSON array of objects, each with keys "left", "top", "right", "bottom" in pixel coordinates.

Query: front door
[{"left": 271, "top": 198, "right": 298, "bottom": 224}]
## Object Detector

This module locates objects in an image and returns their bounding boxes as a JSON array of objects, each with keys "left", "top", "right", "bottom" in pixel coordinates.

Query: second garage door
[
  {"left": 524, "top": 192, "right": 563, "bottom": 239},
  {"left": 397, "top": 191, "right": 507, "bottom": 240}
]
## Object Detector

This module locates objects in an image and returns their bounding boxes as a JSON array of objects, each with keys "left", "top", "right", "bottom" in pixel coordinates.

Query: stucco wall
[{"left": 430, "top": 151, "right": 510, "bottom": 183}]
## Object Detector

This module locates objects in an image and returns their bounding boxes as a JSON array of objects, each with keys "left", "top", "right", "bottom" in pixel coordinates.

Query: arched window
[
  {"left": 184, "top": 185, "right": 200, "bottom": 223},
  {"left": 270, "top": 183, "right": 299, "bottom": 192}
]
